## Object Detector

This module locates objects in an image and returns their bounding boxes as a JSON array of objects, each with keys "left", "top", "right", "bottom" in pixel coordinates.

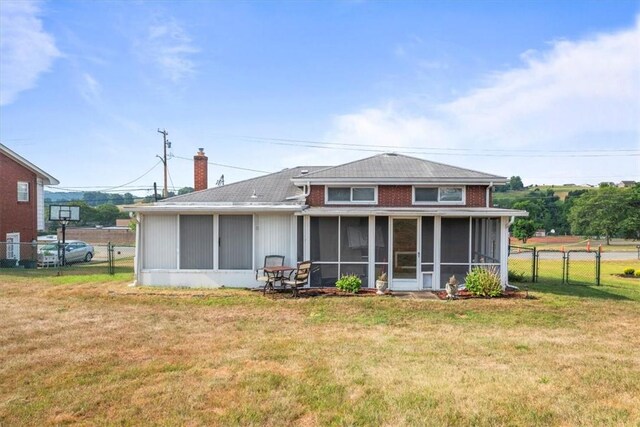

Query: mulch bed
[
  {"left": 433, "top": 289, "right": 529, "bottom": 300},
  {"left": 262, "top": 287, "right": 382, "bottom": 298},
  {"left": 613, "top": 274, "right": 640, "bottom": 279}
]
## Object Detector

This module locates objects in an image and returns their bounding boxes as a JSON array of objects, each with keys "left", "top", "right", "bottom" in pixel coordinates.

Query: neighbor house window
[
  {"left": 326, "top": 187, "right": 376, "bottom": 204},
  {"left": 219, "top": 215, "right": 252, "bottom": 270},
  {"left": 179, "top": 215, "right": 214, "bottom": 269},
  {"left": 17, "top": 182, "right": 29, "bottom": 202},
  {"left": 413, "top": 186, "right": 464, "bottom": 204}
]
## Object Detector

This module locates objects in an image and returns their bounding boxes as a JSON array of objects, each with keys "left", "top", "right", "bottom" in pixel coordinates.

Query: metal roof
[
  {"left": 294, "top": 153, "right": 505, "bottom": 182},
  {"left": 159, "top": 166, "right": 326, "bottom": 204},
  {"left": 0, "top": 143, "right": 60, "bottom": 185}
]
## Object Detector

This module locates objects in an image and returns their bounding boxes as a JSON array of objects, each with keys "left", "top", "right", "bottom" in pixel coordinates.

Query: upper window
[
  {"left": 326, "top": 186, "right": 377, "bottom": 204},
  {"left": 413, "top": 186, "right": 464, "bottom": 204},
  {"left": 17, "top": 182, "right": 29, "bottom": 202}
]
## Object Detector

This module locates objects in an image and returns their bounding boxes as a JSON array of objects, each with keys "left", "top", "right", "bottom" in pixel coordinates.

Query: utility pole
[{"left": 157, "top": 128, "right": 169, "bottom": 198}]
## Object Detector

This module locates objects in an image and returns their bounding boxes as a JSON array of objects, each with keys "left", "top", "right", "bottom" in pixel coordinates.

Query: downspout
[{"left": 486, "top": 181, "right": 494, "bottom": 208}]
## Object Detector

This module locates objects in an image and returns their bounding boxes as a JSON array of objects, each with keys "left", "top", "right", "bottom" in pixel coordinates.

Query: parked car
[{"left": 37, "top": 240, "right": 94, "bottom": 266}]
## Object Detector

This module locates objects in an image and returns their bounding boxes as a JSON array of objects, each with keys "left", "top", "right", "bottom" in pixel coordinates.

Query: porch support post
[
  {"left": 434, "top": 216, "right": 441, "bottom": 290},
  {"left": 368, "top": 215, "right": 375, "bottom": 288},
  {"left": 213, "top": 214, "right": 219, "bottom": 270},
  {"left": 500, "top": 216, "right": 509, "bottom": 289},
  {"left": 133, "top": 213, "right": 142, "bottom": 285},
  {"left": 303, "top": 215, "right": 310, "bottom": 261}
]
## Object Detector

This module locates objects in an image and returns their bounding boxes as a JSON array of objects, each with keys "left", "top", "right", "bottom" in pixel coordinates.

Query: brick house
[
  {"left": 126, "top": 153, "right": 527, "bottom": 290},
  {"left": 0, "top": 144, "right": 59, "bottom": 258}
]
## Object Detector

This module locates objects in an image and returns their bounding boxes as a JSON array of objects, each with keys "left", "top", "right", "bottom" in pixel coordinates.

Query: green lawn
[{"left": 1, "top": 261, "right": 639, "bottom": 426}]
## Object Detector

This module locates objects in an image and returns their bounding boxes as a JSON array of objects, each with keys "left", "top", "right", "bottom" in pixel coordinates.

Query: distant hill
[
  {"left": 494, "top": 184, "right": 593, "bottom": 202},
  {"left": 45, "top": 191, "right": 85, "bottom": 202}
]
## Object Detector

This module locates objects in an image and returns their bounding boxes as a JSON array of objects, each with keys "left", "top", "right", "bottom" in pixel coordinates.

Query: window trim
[
  {"left": 412, "top": 186, "right": 465, "bottom": 205},
  {"left": 325, "top": 186, "right": 378, "bottom": 205},
  {"left": 17, "top": 181, "right": 29, "bottom": 202}
]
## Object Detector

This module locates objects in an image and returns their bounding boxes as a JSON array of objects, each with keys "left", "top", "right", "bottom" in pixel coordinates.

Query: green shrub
[
  {"left": 623, "top": 268, "right": 635, "bottom": 276},
  {"left": 635, "top": 270, "right": 640, "bottom": 278},
  {"left": 508, "top": 270, "right": 525, "bottom": 283},
  {"left": 465, "top": 266, "right": 502, "bottom": 297},
  {"left": 336, "top": 274, "right": 362, "bottom": 293}
]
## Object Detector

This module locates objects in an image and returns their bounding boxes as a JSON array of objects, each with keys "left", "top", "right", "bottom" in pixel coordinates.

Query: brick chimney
[{"left": 194, "top": 148, "right": 208, "bottom": 191}]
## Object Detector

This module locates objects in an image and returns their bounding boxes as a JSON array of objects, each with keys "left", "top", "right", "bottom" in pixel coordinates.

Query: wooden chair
[
  {"left": 283, "top": 261, "right": 312, "bottom": 298},
  {"left": 256, "top": 255, "right": 285, "bottom": 294}
]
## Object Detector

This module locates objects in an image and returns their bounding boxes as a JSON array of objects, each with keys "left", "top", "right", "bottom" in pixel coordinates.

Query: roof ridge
[
  {"left": 387, "top": 152, "right": 502, "bottom": 178},
  {"left": 299, "top": 153, "right": 389, "bottom": 178},
  {"left": 162, "top": 166, "right": 325, "bottom": 203}
]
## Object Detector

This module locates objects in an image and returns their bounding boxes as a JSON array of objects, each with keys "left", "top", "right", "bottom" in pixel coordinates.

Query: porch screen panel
[
  {"left": 440, "top": 265, "right": 470, "bottom": 288},
  {"left": 421, "top": 217, "right": 434, "bottom": 263},
  {"left": 375, "top": 216, "right": 389, "bottom": 277},
  {"left": 180, "top": 215, "right": 213, "bottom": 269},
  {"left": 297, "top": 216, "right": 304, "bottom": 262},
  {"left": 472, "top": 218, "right": 501, "bottom": 263},
  {"left": 341, "top": 263, "right": 368, "bottom": 283},
  {"left": 310, "top": 217, "right": 338, "bottom": 261},
  {"left": 310, "top": 264, "right": 338, "bottom": 287},
  {"left": 142, "top": 215, "right": 177, "bottom": 269},
  {"left": 219, "top": 215, "right": 252, "bottom": 269},
  {"left": 340, "top": 217, "right": 368, "bottom": 262},
  {"left": 441, "top": 218, "right": 470, "bottom": 263}
]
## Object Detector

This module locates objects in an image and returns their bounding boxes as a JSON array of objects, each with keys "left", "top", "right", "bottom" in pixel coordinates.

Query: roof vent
[
  {"left": 300, "top": 169, "right": 309, "bottom": 175},
  {"left": 250, "top": 189, "right": 258, "bottom": 199},
  {"left": 386, "top": 152, "right": 398, "bottom": 157}
]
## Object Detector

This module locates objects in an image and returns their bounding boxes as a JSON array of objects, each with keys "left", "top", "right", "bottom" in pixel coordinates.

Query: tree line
[{"left": 497, "top": 180, "right": 640, "bottom": 244}]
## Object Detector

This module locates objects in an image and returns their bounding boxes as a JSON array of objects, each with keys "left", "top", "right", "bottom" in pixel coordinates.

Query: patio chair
[
  {"left": 283, "top": 260, "right": 312, "bottom": 298},
  {"left": 256, "top": 255, "right": 285, "bottom": 291}
]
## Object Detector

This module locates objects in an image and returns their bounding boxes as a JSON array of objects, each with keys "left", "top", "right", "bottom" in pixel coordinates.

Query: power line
[
  {"left": 240, "top": 138, "right": 639, "bottom": 158},
  {"left": 171, "top": 155, "right": 271, "bottom": 173},
  {"left": 230, "top": 134, "right": 640, "bottom": 155}
]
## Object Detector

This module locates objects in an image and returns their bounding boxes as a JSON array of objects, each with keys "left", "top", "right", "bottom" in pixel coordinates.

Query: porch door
[{"left": 391, "top": 218, "right": 419, "bottom": 290}]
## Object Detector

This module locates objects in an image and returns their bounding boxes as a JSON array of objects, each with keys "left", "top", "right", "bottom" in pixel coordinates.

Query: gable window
[
  {"left": 326, "top": 186, "right": 377, "bottom": 204},
  {"left": 17, "top": 182, "right": 29, "bottom": 202},
  {"left": 413, "top": 186, "right": 465, "bottom": 204}
]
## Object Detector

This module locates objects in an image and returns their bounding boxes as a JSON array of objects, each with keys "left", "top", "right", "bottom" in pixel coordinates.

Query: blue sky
[{"left": 1, "top": 0, "right": 639, "bottom": 195}]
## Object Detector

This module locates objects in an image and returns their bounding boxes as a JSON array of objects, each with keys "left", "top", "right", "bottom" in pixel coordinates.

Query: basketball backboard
[{"left": 49, "top": 205, "right": 80, "bottom": 221}]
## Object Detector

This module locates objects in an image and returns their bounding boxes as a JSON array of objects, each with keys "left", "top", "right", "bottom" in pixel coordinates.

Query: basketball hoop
[{"left": 49, "top": 205, "right": 80, "bottom": 266}]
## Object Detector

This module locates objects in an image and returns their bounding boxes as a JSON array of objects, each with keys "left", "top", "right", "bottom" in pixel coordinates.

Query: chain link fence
[
  {"left": 0, "top": 241, "right": 134, "bottom": 277},
  {"left": 508, "top": 245, "right": 601, "bottom": 286}
]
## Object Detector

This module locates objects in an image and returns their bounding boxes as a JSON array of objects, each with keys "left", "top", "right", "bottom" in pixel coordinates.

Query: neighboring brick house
[
  {"left": 127, "top": 152, "right": 527, "bottom": 290},
  {"left": 0, "top": 144, "right": 59, "bottom": 255}
]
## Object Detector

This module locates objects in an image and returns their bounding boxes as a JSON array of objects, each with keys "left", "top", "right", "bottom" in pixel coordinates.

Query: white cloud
[
  {"left": 137, "top": 19, "right": 199, "bottom": 83},
  {"left": 306, "top": 18, "right": 640, "bottom": 183},
  {"left": 0, "top": 0, "right": 60, "bottom": 106},
  {"left": 78, "top": 73, "right": 101, "bottom": 104}
]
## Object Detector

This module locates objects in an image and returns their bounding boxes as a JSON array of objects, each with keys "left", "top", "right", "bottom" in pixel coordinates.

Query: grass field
[
  {"left": 1, "top": 261, "right": 639, "bottom": 426},
  {"left": 493, "top": 184, "right": 593, "bottom": 202}
]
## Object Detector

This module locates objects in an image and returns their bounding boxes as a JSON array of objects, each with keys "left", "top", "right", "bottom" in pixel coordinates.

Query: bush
[
  {"left": 635, "top": 270, "right": 640, "bottom": 278},
  {"left": 336, "top": 274, "right": 362, "bottom": 293},
  {"left": 465, "top": 266, "right": 502, "bottom": 297},
  {"left": 623, "top": 268, "right": 635, "bottom": 276},
  {"left": 508, "top": 270, "right": 525, "bottom": 283}
]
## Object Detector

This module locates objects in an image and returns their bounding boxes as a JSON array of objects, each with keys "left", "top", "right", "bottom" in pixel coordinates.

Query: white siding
[
  {"left": 142, "top": 215, "right": 177, "bottom": 269},
  {"left": 37, "top": 178, "right": 44, "bottom": 231},
  {"left": 255, "top": 214, "right": 292, "bottom": 268}
]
